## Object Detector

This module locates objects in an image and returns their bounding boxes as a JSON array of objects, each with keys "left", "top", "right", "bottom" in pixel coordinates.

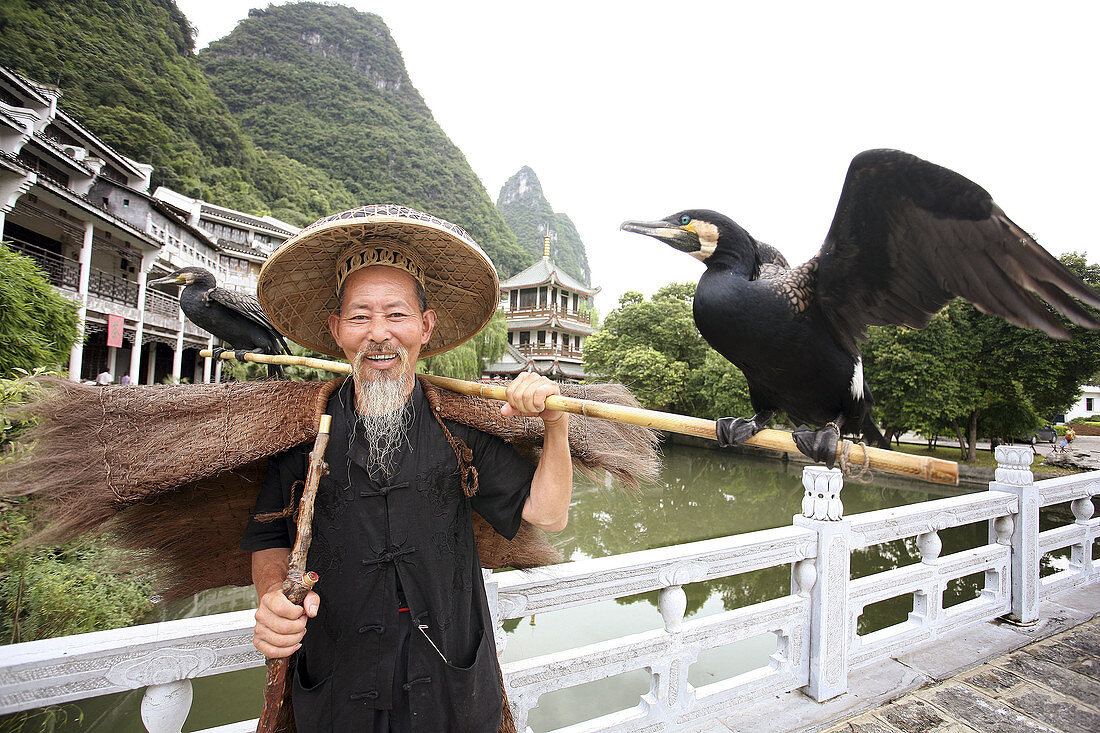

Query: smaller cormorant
[
  {"left": 622, "top": 149, "right": 1100, "bottom": 468},
  {"left": 149, "top": 267, "right": 288, "bottom": 378}
]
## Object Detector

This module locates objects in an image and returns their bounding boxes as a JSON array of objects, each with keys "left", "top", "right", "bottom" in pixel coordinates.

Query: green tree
[
  {"left": 863, "top": 303, "right": 979, "bottom": 448},
  {"left": 0, "top": 244, "right": 80, "bottom": 378},
  {"left": 419, "top": 309, "right": 508, "bottom": 381},
  {"left": 584, "top": 285, "right": 752, "bottom": 418},
  {"left": 864, "top": 253, "right": 1100, "bottom": 460}
]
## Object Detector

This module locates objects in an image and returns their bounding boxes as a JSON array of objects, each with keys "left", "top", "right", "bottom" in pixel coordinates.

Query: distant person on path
[
  {"left": 1056, "top": 427, "right": 1076, "bottom": 454},
  {"left": 95, "top": 369, "right": 112, "bottom": 385},
  {"left": 120, "top": 374, "right": 132, "bottom": 386}
]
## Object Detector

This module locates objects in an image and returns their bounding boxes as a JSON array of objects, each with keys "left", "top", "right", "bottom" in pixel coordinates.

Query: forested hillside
[
  {"left": 497, "top": 166, "right": 592, "bottom": 284},
  {"left": 0, "top": 0, "right": 358, "bottom": 226},
  {"left": 0, "top": 0, "right": 540, "bottom": 276},
  {"left": 199, "top": 2, "right": 530, "bottom": 275}
]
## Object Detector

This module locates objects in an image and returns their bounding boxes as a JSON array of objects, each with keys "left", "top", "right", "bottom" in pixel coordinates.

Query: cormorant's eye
[{"left": 679, "top": 215, "right": 691, "bottom": 226}]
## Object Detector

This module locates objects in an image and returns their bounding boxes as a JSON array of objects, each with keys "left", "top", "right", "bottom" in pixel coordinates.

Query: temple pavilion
[{"left": 485, "top": 235, "right": 600, "bottom": 382}]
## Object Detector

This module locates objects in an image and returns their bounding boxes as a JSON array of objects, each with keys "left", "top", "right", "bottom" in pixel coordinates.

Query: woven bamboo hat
[{"left": 257, "top": 204, "right": 499, "bottom": 358}]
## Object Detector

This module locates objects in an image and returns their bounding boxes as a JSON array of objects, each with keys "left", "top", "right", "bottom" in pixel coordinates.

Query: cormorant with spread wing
[
  {"left": 621, "top": 149, "right": 1100, "bottom": 467},
  {"left": 149, "top": 267, "right": 289, "bottom": 378}
]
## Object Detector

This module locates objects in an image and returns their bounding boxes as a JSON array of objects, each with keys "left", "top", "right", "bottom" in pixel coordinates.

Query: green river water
[{"left": 6, "top": 443, "right": 1023, "bottom": 732}]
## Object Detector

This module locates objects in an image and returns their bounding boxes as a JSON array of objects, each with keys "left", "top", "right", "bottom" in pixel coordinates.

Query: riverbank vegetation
[{"left": 0, "top": 252, "right": 153, "bottom": 644}]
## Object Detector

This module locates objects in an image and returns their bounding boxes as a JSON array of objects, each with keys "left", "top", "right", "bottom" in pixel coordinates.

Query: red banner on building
[{"left": 106, "top": 314, "right": 125, "bottom": 348}]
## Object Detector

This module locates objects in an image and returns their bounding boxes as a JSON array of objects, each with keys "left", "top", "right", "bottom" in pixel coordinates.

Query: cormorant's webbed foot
[
  {"left": 792, "top": 422, "right": 841, "bottom": 469},
  {"left": 233, "top": 348, "right": 263, "bottom": 362},
  {"left": 716, "top": 411, "right": 776, "bottom": 447},
  {"left": 210, "top": 346, "right": 228, "bottom": 361}
]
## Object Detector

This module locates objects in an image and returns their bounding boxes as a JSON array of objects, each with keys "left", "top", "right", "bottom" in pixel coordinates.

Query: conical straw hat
[{"left": 258, "top": 205, "right": 499, "bottom": 358}]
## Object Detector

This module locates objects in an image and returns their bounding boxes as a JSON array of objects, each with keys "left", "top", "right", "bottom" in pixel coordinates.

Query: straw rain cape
[{"left": 2, "top": 377, "right": 660, "bottom": 599}]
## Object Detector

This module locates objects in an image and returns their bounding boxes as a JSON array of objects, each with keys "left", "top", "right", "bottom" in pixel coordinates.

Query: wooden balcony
[
  {"left": 514, "top": 344, "right": 584, "bottom": 359},
  {"left": 506, "top": 304, "right": 592, "bottom": 324}
]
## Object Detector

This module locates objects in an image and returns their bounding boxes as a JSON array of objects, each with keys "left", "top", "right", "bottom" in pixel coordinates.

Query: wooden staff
[
  {"left": 256, "top": 413, "right": 331, "bottom": 733},
  {"left": 202, "top": 350, "right": 958, "bottom": 486}
]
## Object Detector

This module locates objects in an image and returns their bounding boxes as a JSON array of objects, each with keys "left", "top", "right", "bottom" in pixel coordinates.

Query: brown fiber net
[{"left": 2, "top": 377, "right": 660, "bottom": 599}]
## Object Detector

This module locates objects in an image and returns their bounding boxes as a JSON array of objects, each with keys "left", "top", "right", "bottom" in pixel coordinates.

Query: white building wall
[{"left": 1064, "top": 384, "right": 1100, "bottom": 421}]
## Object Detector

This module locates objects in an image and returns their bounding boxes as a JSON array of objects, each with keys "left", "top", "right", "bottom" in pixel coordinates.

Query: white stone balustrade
[
  {"left": 0, "top": 610, "right": 259, "bottom": 731},
  {"left": 489, "top": 526, "right": 818, "bottom": 730},
  {"left": 0, "top": 457, "right": 1097, "bottom": 733}
]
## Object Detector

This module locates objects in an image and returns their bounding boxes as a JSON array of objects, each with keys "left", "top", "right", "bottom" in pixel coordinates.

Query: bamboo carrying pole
[
  {"left": 256, "top": 413, "right": 331, "bottom": 733},
  {"left": 201, "top": 350, "right": 959, "bottom": 486}
]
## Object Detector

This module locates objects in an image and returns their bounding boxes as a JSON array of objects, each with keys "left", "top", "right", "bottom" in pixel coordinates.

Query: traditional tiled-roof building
[
  {"left": 486, "top": 235, "right": 600, "bottom": 381},
  {"left": 0, "top": 65, "right": 297, "bottom": 384}
]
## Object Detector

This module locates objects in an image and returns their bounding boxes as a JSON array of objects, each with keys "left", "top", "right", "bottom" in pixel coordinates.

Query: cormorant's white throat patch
[
  {"left": 690, "top": 220, "right": 719, "bottom": 262},
  {"left": 850, "top": 357, "right": 865, "bottom": 400}
]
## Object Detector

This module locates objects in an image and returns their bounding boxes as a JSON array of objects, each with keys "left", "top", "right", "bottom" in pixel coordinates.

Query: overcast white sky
[{"left": 176, "top": 0, "right": 1100, "bottom": 312}]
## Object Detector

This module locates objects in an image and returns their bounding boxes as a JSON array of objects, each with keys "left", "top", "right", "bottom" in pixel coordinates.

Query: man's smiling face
[{"left": 327, "top": 265, "right": 436, "bottom": 382}]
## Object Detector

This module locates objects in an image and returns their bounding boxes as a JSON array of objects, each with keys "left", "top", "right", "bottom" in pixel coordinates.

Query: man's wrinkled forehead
[{"left": 337, "top": 265, "right": 427, "bottom": 313}]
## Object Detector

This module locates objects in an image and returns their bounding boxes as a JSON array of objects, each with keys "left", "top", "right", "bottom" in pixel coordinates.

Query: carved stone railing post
[
  {"left": 493, "top": 582, "right": 530, "bottom": 727},
  {"left": 794, "top": 466, "right": 851, "bottom": 701},
  {"left": 483, "top": 569, "right": 505, "bottom": 657},
  {"left": 801, "top": 465, "right": 844, "bottom": 521},
  {"left": 990, "top": 445, "right": 1039, "bottom": 624}
]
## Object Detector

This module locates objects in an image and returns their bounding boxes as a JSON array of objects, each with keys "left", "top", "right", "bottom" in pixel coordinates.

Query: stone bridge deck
[
  {"left": 732, "top": 584, "right": 1099, "bottom": 733},
  {"left": 832, "top": 615, "right": 1099, "bottom": 733}
]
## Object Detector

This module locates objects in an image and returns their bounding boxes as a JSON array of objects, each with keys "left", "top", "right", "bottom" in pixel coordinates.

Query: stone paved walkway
[
  {"left": 824, "top": 618, "right": 1100, "bottom": 733},
  {"left": 728, "top": 584, "right": 1098, "bottom": 733}
]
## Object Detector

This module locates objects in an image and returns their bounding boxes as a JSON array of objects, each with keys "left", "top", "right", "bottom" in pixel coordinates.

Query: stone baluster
[
  {"left": 103, "top": 646, "right": 215, "bottom": 733},
  {"left": 792, "top": 558, "right": 818, "bottom": 598},
  {"left": 645, "top": 564, "right": 706, "bottom": 718},
  {"left": 794, "top": 466, "right": 851, "bottom": 702},
  {"left": 658, "top": 585, "right": 688, "bottom": 634},
  {"left": 916, "top": 530, "right": 942, "bottom": 564},
  {"left": 990, "top": 445, "right": 1039, "bottom": 624},
  {"left": 141, "top": 680, "right": 192, "bottom": 733},
  {"left": 1070, "top": 495, "right": 1096, "bottom": 582},
  {"left": 911, "top": 529, "right": 945, "bottom": 628},
  {"left": 993, "top": 514, "right": 1014, "bottom": 546}
]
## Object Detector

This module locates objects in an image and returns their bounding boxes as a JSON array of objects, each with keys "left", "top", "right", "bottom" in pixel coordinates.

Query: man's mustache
[{"left": 352, "top": 344, "right": 410, "bottom": 372}]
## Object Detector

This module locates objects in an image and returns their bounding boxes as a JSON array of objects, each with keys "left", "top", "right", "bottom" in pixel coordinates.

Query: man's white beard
[{"left": 351, "top": 346, "right": 413, "bottom": 475}]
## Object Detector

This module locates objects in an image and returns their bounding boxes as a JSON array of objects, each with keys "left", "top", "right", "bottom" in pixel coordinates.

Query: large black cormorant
[
  {"left": 621, "top": 149, "right": 1100, "bottom": 467},
  {"left": 148, "top": 267, "right": 288, "bottom": 378}
]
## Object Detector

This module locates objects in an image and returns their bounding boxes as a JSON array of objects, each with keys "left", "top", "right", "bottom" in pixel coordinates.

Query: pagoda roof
[
  {"left": 500, "top": 256, "right": 600, "bottom": 296},
  {"left": 484, "top": 345, "right": 594, "bottom": 380},
  {"left": 505, "top": 314, "right": 598, "bottom": 335}
]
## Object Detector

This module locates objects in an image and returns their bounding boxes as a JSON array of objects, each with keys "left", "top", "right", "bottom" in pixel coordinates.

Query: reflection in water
[{"left": 3, "top": 443, "right": 1009, "bottom": 732}]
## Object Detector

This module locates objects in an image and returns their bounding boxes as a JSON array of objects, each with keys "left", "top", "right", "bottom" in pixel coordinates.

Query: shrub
[
  {"left": 1, "top": 372, "right": 153, "bottom": 643},
  {"left": 0, "top": 244, "right": 80, "bottom": 379}
]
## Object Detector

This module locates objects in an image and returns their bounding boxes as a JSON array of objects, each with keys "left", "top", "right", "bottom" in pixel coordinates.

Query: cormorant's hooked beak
[
  {"left": 620, "top": 219, "right": 701, "bottom": 254},
  {"left": 148, "top": 274, "right": 186, "bottom": 287}
]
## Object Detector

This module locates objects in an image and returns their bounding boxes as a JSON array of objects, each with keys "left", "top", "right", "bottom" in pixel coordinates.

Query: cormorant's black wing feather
[
  {"left": 208, "top": 288, "right": 289, "bottom": 352},
  {"left": 816, "top": 149, "right": 1100, "bottom": 354}
]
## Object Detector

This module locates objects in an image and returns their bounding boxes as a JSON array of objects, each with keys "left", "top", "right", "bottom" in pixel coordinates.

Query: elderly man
[{"left": 242, "top": 206, "right": 572, "bottom": 732}]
